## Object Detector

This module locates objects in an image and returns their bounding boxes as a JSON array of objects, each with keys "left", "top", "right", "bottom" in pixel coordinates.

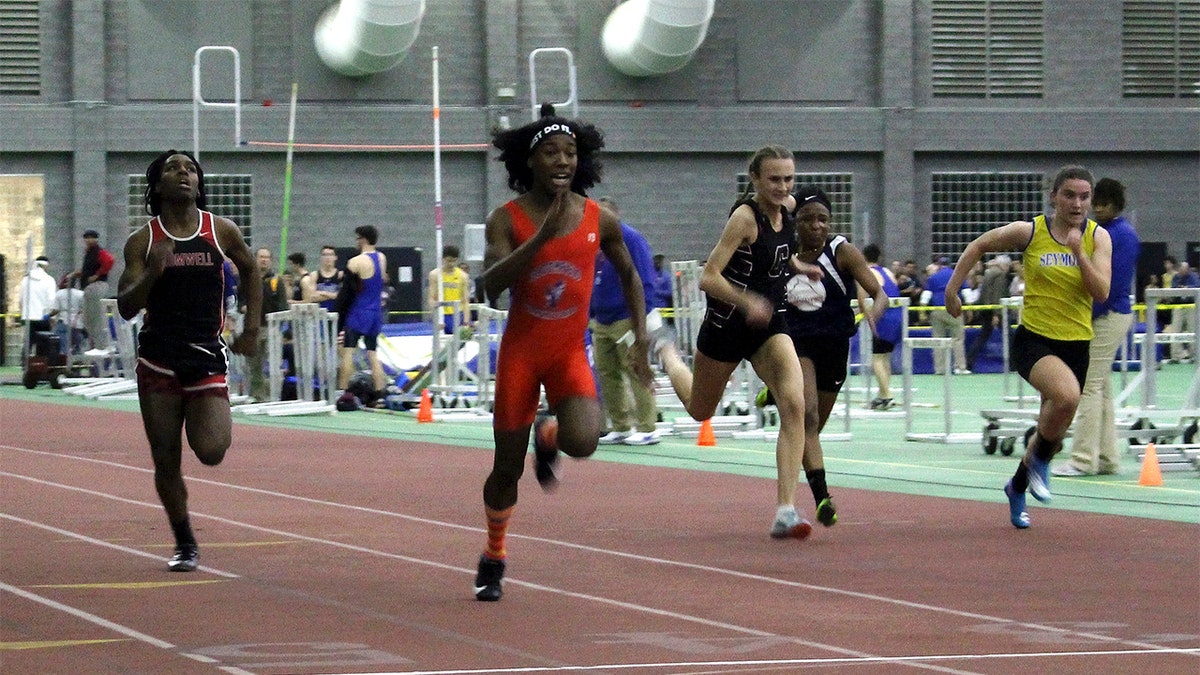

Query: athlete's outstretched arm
[
  {"left": 946, "top": 220, "right": 1033, "bottom": 318},
  {"left": 117, "top": 226, "right": 161, "bottom": 320}
]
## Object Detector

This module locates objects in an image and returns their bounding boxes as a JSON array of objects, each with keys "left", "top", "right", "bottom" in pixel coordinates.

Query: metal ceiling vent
[
  {"left": 314, "top": 0, "right": 426, "bottom": 77},
  {"left": 601, "top": 0, "right": 714, "bottom": 77}
]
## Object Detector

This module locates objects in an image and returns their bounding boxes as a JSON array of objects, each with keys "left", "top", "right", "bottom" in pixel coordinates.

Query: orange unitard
[{"left": 491, "top": 198, "right": 600, "bottom": 432}]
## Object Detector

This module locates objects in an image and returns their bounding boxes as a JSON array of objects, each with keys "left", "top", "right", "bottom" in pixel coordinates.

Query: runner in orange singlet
[{"left": 472, "top": 106, "right": 654, "bottom": 601}]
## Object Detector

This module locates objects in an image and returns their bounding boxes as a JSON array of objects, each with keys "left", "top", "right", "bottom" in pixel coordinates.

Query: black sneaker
[
  {"left": 168, "top": 544, "right": 198, "bottom": 572},
  {"left": 532, "top": 412, "right": 560, "bottom": 493},
  {"left": 473, "top": 554, "right": 505, "bottom": 601}
]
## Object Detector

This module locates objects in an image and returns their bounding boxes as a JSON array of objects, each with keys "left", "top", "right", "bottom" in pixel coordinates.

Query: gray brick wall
[{"left": 2, "top": 0, "right": 1197, "bottom": 279}]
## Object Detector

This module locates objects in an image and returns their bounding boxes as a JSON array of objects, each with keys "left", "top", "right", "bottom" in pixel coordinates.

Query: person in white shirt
[
  {"left": 19, "top": 256, "right": 57, "bottom": 331},
  {"left": 50, "top": 275, "right": 87, "bottom": 355}
]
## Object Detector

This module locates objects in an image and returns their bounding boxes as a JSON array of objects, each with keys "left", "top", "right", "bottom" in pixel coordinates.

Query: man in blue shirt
[
  {"left": 651, "top": 254, "right": 673, "bottom": 324},
  {"left": 1055, "top": 178, "right": 1141, "bottom": 476},
  {"left": 591, "top": 197, "right": 661, "bottom": 446},
  {"left": 925, "top": 256, "right": 969, "bottom": 374}
]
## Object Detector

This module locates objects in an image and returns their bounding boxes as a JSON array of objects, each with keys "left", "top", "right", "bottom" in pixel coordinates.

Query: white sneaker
[
  {"left": 622, "top": 431, "right": 660, "bottom": 446},
  {"left": 1051, "top": 463, "right": 1091, "bottom": 477},
  {"left": 597, "top": 431, "right": 629, "bottom": 445}
]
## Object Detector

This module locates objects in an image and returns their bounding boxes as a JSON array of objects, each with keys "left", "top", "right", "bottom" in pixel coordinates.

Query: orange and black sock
[{"left": 483, "top": 505, "right": 514, "bottom": 560}]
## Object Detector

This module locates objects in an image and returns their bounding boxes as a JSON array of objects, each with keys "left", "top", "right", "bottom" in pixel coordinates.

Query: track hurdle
[
  {"left": 999, "top": 296, "right": 1037, "bottom": 406},
  {"left": 235, "top": 304, "right": 337, "bottom": 416},
  {"left": 61, "top": 300, "right": 140, "bottom": 399},
  {"left": 902, "top": 335, "right": 979, "bottom": 444}
]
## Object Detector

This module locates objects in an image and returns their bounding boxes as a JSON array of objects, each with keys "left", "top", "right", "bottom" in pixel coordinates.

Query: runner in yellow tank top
[
  {"left": 1021, "top": 213, "right": 1098, "bottom": 342},
  {"left": 427, "top": 244, "right": 472, "bottom": 335},
  {"left": 944, "top": 165, "right": 1112, "bottom": 529}
]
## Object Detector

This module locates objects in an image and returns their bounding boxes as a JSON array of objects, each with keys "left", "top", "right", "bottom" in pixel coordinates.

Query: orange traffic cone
[
  {"left": 1138, "top": 442, "right": 1163, "bottom": 486},
  {"left": 697, "top": 418, "right": 716, "bottom": 446},
  {"left": 417, "top": 388, "right": 434, "bottom": 423}
]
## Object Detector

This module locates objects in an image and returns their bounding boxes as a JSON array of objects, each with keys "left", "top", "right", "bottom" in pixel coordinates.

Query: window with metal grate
[
  {"left": 128, "top": 174, "right": 254, "bottom": 244},
  {"left": 735, "top": 172, "right": 855, "bottom": 236},
  {"left": 930, "top": 172, "right": 1043, "bottom": 261}
]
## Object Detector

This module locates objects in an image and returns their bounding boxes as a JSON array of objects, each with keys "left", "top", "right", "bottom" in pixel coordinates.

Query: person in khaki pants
[
  {"left": 591, "top": 197, "right": 661, "bottom": 446},
  {"left": 1055, "top": 178, "right": 1140, "bottom": 476}
]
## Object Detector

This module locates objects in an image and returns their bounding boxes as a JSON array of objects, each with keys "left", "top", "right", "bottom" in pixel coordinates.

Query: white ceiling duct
[
  {"left": 314, "top": 0, "right": 426, "bottom": 77},
  {"left": 601, "top": 0, "right": 714, "bottom": 77}
]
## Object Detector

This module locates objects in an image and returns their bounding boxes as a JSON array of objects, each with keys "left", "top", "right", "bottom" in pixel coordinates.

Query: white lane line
[
  {"left": 311, "top": 646, "right": 1200, "bottom": 674},
  {"left": 0, "top": 580, "right": 176, "bottom": 649},
  {"left": 3, "top": 445, "right": 1196, "bottom": 657},
  {"left": 1, "top": 469, "right": 977, "bottom": 675},
  {"left": 0, "top": 511, "right": 240, "bottom": 579}
]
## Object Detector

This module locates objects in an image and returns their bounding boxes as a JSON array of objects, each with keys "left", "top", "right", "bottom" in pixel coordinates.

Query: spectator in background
[
  {"left": 338, "top": 225, "right": 389, "bottom": 394},
  {"left": 925, "top": 256, "right": 969, "bottom": 374},
  {"left": 246, "top": 247, "right": 289, "bottom": 401},
  {"left": 19, "top": 256, "right": 57, "bottom": 334},
  {"left": 1008, "top": 259, "right": 1026, "bottom": 297},
  {"left": 1055, "top": 177, "right": 1140, "bottom": 476},
  {"left": 301, "top": 245, "right": 343, "bottom": 312},
  {"left": 1169, "top": 261, "right": 1198, "bottom": 363},
  {"left": 592, "top": 196, "right": 661, "bottom": 446},
  {"left": 50, "top": 274, "right": 87, "bottom": 355},
  {"left": 966, "top": 254, "right": 1011, "bottom": 372},
  {"left": 898, "top": 259, "right": 924, "bottom": 326},
  {"left": 72, "top": 229, "right": 116, "bottom": 351},
  {"left": 860, "top": 244, "right": 902, "bottom": 409},
  {"left": 427, "top": 245, "right": 472, "bottom": 335},
  {"left": 285, "top": 252, "right": 309, "bottom": 306},
  {"left": 1158, "top": 256, "right": 1177, "bottom": 327},
  {"left": 651, "top": 253, "right": 674, "bottom": 325}
]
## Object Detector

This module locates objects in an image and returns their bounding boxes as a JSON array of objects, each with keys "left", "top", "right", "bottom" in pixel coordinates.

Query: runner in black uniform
[
  {"left": 117, "top": 150, "right": 262, "bottom": 572},
  {"left": 655, "top": 145, "right": 822, "bottom": 539},
  {"left": 778, "top": 185, "right": 887, "bottom": 529},
  {"left": 301, "top": 245, "right": 343, "bottom": 312}
]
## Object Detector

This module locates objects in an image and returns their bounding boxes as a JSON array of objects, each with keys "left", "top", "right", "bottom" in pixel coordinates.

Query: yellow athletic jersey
[
  {"left": 1021, "top": 214, "right": 1097, "bottom": 341},
  {"left": 436, "top": 267, "right": 471, "bottom": 314}
]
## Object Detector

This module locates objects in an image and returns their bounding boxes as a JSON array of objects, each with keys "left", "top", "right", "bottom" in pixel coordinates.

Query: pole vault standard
[
  {"left": 278, "top": 82, "right": 299, "bottom": 275},
  {"left": 430, "top": 45, "right": 445, "bottom": 389}
]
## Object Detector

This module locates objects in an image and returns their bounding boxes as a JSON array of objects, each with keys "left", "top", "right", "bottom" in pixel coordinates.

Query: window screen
[
  {"left": 128, "top": 174, "right": 253, "bottom": 243},
  {"left": 930, "top": 172, "right": 1043, "bottom": 261},
  {"left": 735, "top": 172, "right": 855, "bottom": 234}
]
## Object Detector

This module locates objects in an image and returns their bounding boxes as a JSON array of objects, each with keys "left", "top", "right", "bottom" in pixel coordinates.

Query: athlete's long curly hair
[
  {"left": 144, "top": 149, "right": 207, "bottom": 216},
  {"left": 493, "top": 104, "right": 604, "bottom": 195}
]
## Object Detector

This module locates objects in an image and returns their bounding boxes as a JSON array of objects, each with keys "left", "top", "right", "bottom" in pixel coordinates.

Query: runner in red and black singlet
[{"left": 117, "top": 150, "right": 262, "bottom": 574}]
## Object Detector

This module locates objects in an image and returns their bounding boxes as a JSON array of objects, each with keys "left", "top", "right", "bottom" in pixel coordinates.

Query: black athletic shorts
[
  {"left": 792, "top": 335, "right": 850, "bottom": 393},
  {"left": 1010, "top": 325, "right": 1089, "bottom": 389},
  {"left": 696, "top": 310, "right": 788, "bottom": 364},
  {"left": 871, "top": 337, "right": 896, "bottom": 354}
]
